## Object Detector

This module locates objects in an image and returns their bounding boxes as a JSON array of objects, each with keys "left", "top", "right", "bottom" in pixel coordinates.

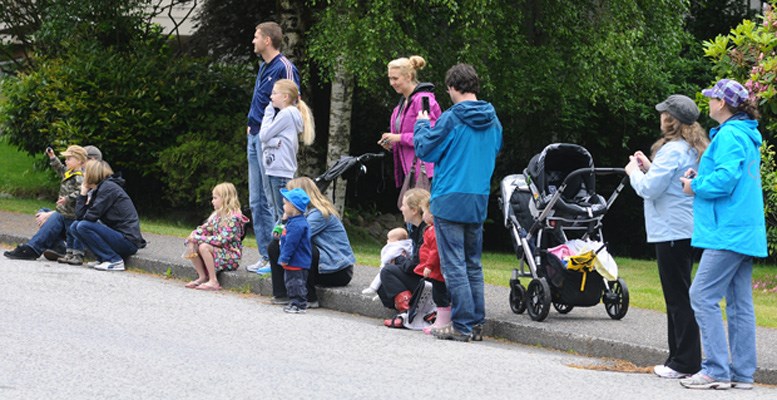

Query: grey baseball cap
[
  {"left": 84, "top": 145, "right": 102, "bottom": 160},
  {"left": 655, "top": 94, "right": 700, "bottom": 125}
]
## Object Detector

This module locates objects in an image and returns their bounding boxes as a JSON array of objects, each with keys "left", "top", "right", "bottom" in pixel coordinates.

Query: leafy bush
[{"left": 0, "top": 10, "right": 253, "bottom": 212}]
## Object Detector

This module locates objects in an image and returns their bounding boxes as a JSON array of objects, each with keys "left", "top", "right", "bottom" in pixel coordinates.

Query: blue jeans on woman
[
  {"left": 434, "top": 216, "right": 485, "bottom": 335},
  {"left": 70, "top": 220, "right": 138, "bottom": 262},
  {"left": 690, "top": 249, "right": 756, "bottom": 383}
]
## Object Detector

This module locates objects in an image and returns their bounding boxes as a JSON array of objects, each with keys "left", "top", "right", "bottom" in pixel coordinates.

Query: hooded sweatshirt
[
  {"left": 389, "top": 82, "right": 442, "bottom": 186},
  {"left": 690, "top": 114, "right": 767, "bottom": 257},
  {"left": 260, "top": 103, "right": 302, "bottom": 179},
  {"left": 414, "top": 100, "right": 503, "bottom": 223}
]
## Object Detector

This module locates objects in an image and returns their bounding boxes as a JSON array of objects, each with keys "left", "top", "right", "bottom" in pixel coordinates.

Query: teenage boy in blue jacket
[
  {"left": 278, "top": 188, "right": 312, "bottom": 314},
  {"left": 414, "top": 64, "right": 503, "bottom": 342}
]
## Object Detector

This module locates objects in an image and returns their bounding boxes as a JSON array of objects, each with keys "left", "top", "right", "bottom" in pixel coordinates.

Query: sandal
[
  {"left": 430, "top": 323, "right": 471, "bottom": 342},
  {"left": 383, "top": 315, "right": 405, "bottom": 329},
  {"left": 185, "top": 280, "right": 203, "bottom": 289}
]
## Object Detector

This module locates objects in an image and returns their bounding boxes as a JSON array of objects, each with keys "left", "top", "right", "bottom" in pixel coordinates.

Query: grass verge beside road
[{"left": 1, "top": 196, "right": 776, "bottom": 327}]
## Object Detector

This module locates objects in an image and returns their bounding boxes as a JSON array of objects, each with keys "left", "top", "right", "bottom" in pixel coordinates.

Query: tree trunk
[
  {"left": 277, "top": 0, "right": 319, "bottom": 178},
  {"left": 325, "top": 62, "right": 354, "bottom": 215}
]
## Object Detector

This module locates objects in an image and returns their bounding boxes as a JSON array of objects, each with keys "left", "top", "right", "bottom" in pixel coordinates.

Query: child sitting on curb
[
  {"left": 278, "top": 188, "right": 313, "bottom": 314},
  {"left": 184, "top": 182, "right": 249, "bottom": 291}
]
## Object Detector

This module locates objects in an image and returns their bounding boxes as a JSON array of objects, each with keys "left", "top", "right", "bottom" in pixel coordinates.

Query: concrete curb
[{"left": 3, "top": 229, "right": 776, "bottom": 385}]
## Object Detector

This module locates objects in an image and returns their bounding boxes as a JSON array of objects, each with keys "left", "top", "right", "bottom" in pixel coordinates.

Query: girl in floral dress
[{"left": 183, "top": 182, "right": 250, "bottom": 291}]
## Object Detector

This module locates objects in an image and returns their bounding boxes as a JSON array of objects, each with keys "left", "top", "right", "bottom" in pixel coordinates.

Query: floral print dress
[{"left": 186, "top": 212, "right": 250, "bottom": 271}]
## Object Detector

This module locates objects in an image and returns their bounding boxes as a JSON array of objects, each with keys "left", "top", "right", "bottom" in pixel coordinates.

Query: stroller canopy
[{"left": 526, "top": 143, "right": 596, "bottom": 201}]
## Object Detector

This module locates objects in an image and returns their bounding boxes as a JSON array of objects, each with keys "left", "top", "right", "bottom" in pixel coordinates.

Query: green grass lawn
[{"left": 0, "top": 137, "right": 56, "bottom": 198}]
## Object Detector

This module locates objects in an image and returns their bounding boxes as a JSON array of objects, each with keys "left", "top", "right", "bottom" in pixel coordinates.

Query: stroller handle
[
  {"left": 356, "top": 152, "right": 385, "bottom": 162},
  {"left": 562, "top": 167, "right": 626, "bottom": 185}
]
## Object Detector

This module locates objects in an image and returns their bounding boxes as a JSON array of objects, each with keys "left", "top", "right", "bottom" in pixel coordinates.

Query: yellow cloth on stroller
[{"left": 566, "top": 250, "right": 596, "bottom": 291}]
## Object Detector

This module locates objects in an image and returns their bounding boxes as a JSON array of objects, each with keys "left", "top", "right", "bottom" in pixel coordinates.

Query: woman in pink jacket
[{"left": 379, "top": 55, "right": 441, "bottom": 207}]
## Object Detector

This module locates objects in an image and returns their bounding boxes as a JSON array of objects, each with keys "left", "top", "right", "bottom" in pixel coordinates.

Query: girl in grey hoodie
[{"left": 260, "top": 79, "right": 315, "bottom": 221}]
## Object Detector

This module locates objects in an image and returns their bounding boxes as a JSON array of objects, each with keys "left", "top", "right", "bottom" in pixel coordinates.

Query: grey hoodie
[{"left": 259, "top": 103, "right": 302, "bottom": 179}]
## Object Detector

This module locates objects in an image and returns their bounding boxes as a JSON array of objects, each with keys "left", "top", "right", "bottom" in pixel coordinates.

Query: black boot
[{"left": 4, "top": 244, "right": 39, "bottom": 260}]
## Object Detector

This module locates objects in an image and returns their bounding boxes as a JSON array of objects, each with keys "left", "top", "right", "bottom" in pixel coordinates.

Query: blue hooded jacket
[
  {"left": 414, "top": 100, "right": 502, "bottom": 223},
  {"left": 690, "top": 115, "right": 767, "bottom": 257}
]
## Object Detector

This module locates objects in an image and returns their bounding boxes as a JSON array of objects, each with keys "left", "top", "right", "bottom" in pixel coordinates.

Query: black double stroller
[{"left": 498, "top": 143, "right": 630, "bottom": 322}]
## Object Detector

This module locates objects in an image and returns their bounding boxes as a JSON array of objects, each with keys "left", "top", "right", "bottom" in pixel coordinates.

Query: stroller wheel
[
  {"left": 509, "top": 282, "right": 526, "bottom": 314},
  {"left": 603, "top": 278, "right": 629, "bottom": 320},
  {"left": 552, "top": 302, "right": 574, "bottom": 314},
  {"left": 526, "top": 278, "right": 551, "bottom": 322}
]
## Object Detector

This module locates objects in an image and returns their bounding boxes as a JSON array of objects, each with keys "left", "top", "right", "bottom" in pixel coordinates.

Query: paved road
[{"left": 1, "top": 256, "right": 776, "bottom": 400}]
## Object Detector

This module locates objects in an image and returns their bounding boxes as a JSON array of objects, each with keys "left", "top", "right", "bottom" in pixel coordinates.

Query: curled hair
[
  {"left": 286, "top": 177, "right": 339, "bottom": 219},
  {"left": 387, "top": 55, "right": 427, "bottom": 83},
  {"left": 725, "top": 97, "right": 760, "bottom": 120},
  {"left": 403, "top": 188, "right": 430, "bottom": 213},
  {"left": 274, "top": 79, "right": 315, "bottom": 145},
  {"left": 256, "top": 21, "right": 283, "bottom": 50},
  {"left": 651, "top": 114, "right": 709, "bottom": 162},
  {"left": 211, "top": 182, "right": 242, "bottom": 220},
  {"left": 445, "top": 63, "right": 480, "bottom": 95},
  {"left": 83, "top": 159, "right": 114, "bottom": 186}
]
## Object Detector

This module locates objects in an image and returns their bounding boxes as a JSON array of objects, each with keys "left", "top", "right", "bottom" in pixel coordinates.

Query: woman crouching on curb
[
  {"left": 377, "top": 188, "right": 429, "bottom": 327},
  {"left": 70, "top": 160, "right": 146, "bottom": 271}
]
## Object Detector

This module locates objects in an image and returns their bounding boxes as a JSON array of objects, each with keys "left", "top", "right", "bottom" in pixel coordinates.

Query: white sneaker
[
  {"left": 731, "top": 381, "right": 753, "bottom": 390},
  {"left": 94, "top": 260, "right": 125, "bottom": 271},
  {"left": 361, "top": 287, "right": 377, "bottom": 295},
  {"left": 653, "top": 365, "right": 690, "bottom": 379},
  {"left": 245, "top": 258, "right": 269, "bottom": 273}
]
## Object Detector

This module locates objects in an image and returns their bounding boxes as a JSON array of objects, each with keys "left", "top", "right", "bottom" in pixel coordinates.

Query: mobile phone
[{"left": 421, "top": 96, "right": 430, "bottom": 113}]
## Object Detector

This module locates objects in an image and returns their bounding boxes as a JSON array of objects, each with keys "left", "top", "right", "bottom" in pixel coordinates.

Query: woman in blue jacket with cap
[
  {"left": 678, "top": 79, "right": 767, "bottom": 390},
  {"left": 626, "top": 94, "right": 707, "bottom": 380}
]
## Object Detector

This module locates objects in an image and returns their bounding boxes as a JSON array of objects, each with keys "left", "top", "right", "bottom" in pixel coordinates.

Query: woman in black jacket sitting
[
  {"left": 377, "top": 188, "right": 429, "bottom": 327},
  {"left": 70, "top": 160, "right": 146, "bottom": 271}
]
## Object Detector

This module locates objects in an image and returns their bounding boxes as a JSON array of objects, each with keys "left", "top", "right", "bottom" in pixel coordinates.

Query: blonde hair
[
  {"left": 403, "top": 188, "right": 430, "bottom": 213},
  {"left": 651, "top": 114, "right": 709, "bottom": 162},
  {"left": 286, "top": 177, "right": 339, "bottom": 219},
  {"left": 83, "top": 160, "right": 114, "bottom": 186},
  {"left": 274, "top": 79, "right": 315, "bottom": 145},
  {"left": 387, "top": 227, "right": 408, "bottom": 241},
  {"left": 387, "top": 55, "right": 427, "bottom": 83},
  {"left": 211, "top": 182, "right": 242, "bottom": 220}
]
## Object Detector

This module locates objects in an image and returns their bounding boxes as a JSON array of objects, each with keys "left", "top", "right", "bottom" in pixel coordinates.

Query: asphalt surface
[
  {"left": 3, "top": 257, "right": 777, "bottom": 399},
  {"left": 2, "top": 209, "right": 777, "bottom": 387}
]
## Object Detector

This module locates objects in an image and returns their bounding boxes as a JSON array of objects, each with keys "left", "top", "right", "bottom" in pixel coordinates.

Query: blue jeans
[
  {"left": 690, "top": 249, "right": 756, "bottom": 383},
  {"left": 26, "top": 210, "right": 72, "bottom": 254},
  {"left": 266, "top": 175, "right": 291, "bottom": 223},
  {"left": 70, "top": 220, "right": 138, "bottom": 262},
  {"left": 284, "top": 268, "right": 309, "bottom": 309},
  {"left": 434, "top": 217, "right": 485, "bottom": 334},
  {"left": 247, "top": 132, "right": 274, "bottom": 258}
]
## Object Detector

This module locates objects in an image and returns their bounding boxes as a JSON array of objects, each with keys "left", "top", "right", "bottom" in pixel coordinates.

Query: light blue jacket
[
  {"left": 690, "top": 115, "right": 767, "bottom": 257},
  {"left": 414, "top": 100, "right": 503, "bottom": 223},
  {"left": 306, "top": 209, "right": 356, "bottom": 273},
  {"left": 629, "top": 140, "right": 698, "bottom": 243}
]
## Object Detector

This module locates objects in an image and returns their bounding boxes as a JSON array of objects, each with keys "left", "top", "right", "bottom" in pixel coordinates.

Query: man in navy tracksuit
[
  {"left": 414, "top": 64, "right": 503, "bottom": 342},
  {"left": 245, "top": 21, "right": 300, "bottom": 274}
]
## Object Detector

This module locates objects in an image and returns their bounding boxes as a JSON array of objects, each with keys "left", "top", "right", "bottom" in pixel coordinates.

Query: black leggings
[
  {"left": 268, "top": 239, "right": 353, "bottom": 302},
  {"left": 377, "top": 263, "right": 422, "bottom": 309}
]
